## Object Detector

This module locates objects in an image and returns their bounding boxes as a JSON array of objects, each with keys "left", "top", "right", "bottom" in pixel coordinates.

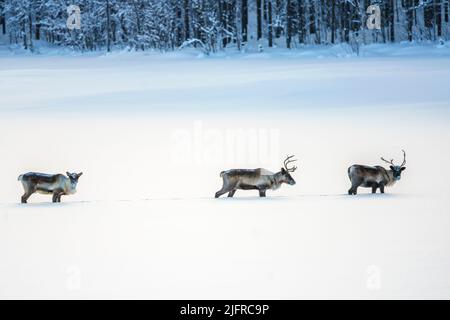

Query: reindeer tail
[
  {"left": 220, "top": 171, "right": 226, "bottom": 178},
  {"left": 18, "top": 174, "right": 23, "bottom": 181}
]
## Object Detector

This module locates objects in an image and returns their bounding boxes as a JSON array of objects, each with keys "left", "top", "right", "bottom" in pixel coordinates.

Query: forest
[{"left": 0, "top": 0, "right": 449, "bottom": 53}]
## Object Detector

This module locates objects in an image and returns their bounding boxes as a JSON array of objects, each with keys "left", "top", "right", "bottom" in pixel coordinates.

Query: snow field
[{"left": 0, "top": 53, "right": 450, "bottom": 298}]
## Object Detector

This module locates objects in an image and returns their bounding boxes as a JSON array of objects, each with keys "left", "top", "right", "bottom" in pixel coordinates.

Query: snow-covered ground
[{"left": 1, "top": 48, "right": 450, "bottom": 299}]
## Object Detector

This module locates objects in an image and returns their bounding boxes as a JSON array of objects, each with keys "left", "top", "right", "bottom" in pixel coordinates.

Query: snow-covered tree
[{"left": 1, "top": 0, "right": 449, "bottom": 52}]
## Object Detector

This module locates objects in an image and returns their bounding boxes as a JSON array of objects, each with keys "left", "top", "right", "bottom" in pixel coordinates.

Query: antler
[
  {"left": 381, "top": 150, "right": 407, "bottom": 167},
  {"left": 380, "top": 156, "right": 395, "bottom": 166},
  {"left": 400, "top": 149, "right": 406, "bottom": 167},
  {"left": 283, "top": 155, "right": 298, "bottom": 173}
]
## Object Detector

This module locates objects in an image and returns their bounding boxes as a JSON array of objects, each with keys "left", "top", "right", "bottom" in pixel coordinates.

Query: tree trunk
[
  {"left": 22, "top": 20, "right": 27, "bottom": 50},
  {"left": 389, "top": 0, "right": 395, "bottom": 42},
  {"left": 248, "top": 0, "right": 258, "bottom": 47},
  {"left": 236, "top": 0, "right": 242, "bottom": 50},
  {"left": 28, "top": 11, "right": 33, "bottom": 51},
  {"left": 286, "top": 0, "right": 293, "bottom": 48},
  {"left": 407, "top": 0, "right": 414, "bottom": 42},
  {"left": 106, "top": 0, "right": 111, "bottom": 52},
  {"left": 444, "top": 0, "right": 450, "bottom": 25},
  {"left": 298, "top": 0, "right": 305, "bottom": 44},
  {"left": 1, "top": 8, "right": 5, "bottom": 35},
  {"left": 331, "top": 0, "right": 336, "bottom": 44},
  {"left": 436, "top": 0, "right": 442, "bottom": 38},
  {"left": 183, "top": 0, "right": 190, "bottom": 41},
  {"left": 34, "top": 1, "right": 40, "bottom": 42},
  {"left": 310, "top": 1, "right": 317, "bottom": 40},
  {"left": 443, "top": 0, "right": 447, "bottom": 38},
  {"left": 257, "top": 0, "right": 262, "bottom": 40},
  {"left": 268, "top": 0, "right": 273, "bottom": 47},
  {"left": 242, "top": 0, "right": 248, "bottom": 43}
]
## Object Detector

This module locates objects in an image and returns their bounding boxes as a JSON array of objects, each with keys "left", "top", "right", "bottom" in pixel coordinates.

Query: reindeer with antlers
[
  {"left": 348, "top": 150, "right": 407, "bottom": 195},
  {"left": 215, "top": 156, "right": 298, "bottom": 198}
]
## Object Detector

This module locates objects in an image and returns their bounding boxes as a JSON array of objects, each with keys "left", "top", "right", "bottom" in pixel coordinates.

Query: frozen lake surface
[{"left": 1, "top": 52, "right": 450, "bottom": 299}]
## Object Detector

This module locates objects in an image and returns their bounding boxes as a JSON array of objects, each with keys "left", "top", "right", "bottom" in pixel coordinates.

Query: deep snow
[{"left": 1, "top": 49, "right": 450, "bottom": 299}]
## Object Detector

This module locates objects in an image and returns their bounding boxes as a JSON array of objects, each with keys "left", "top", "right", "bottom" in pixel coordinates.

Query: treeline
[{"left": 0, "top": 0, "right": 449, "bottom": 53}]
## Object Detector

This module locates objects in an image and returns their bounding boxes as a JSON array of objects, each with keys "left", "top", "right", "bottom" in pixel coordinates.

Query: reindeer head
[
  {"left": 66, "top": 172, "right": 83, "bottom": 185},
  {"left": 280, "top": 155, "right": 298, "bottom": 185},
  {"left": 381, "top": 150, "right": 406, "bottom": 181}
]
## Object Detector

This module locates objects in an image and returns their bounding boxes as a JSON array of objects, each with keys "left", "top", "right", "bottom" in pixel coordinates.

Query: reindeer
[
  {"left": 215, "top": 156, "right": 298, "bottom": 198},
  {"left": 348, "top": 150, "right": 406, "bottom": 195},
  {"left": 18, "top": 172, "right": 83, "bottom": 203}
]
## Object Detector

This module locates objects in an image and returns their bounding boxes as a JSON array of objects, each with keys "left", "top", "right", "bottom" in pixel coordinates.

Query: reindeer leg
[
  {"left": 349, "top": 184, "right": 359, "bottom": 195},
  {"left": 52, "top": 189, "right": 64, "bottom": 203},
  {"left": 348, "top": 184, "right": 355, "bottom": 195},
  {"left": 21, "top": 193, "right": 28, "bottom": 204},
  {"left": 372, "top": 184, "right": 378, "bottom": 194},
  {"left": 379, "top": 183, "right": 385, "bottom": 194},
  {"left": 228, "top": 190, "right": 236, "bottom": 198},
  {"left": 215, "top": 178, "right": 236, "bottom": 199},
  {"left": 349, "top": 179, "right": 362, "bottom": 195},
  {"left": 21, "top": 189, "right": 34, "bottom": 204},
  {"left": 216, "top": 187, "right": 232, "bottom": 199},
  {"left": 259, "top": 189, "right": 266, "bottom": 197},
  {"left": 215, "top": 178, "right": 227, "bottom": 198},
  {"left": 215, "top": 189, "right": 227, "bottom": 198}
]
